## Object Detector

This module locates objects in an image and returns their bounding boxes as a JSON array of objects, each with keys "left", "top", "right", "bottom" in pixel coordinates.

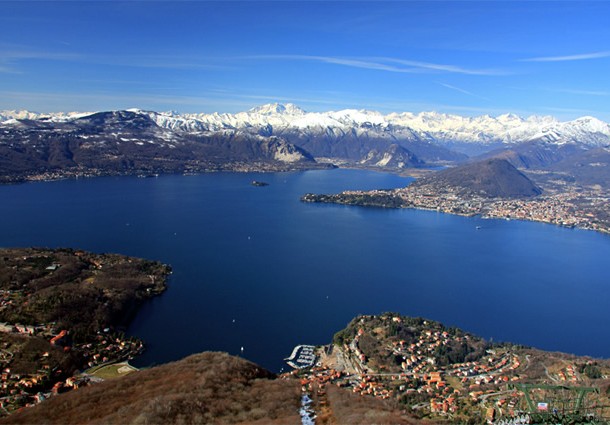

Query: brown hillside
[
  {"left": 414, "top": 158, "right": 542, "bottom": 198},
  {"left": 2, "top": 352, "right": 301, "bottom": 425}
]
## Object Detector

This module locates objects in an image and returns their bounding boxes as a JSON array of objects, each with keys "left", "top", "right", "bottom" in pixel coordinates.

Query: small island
[
  {"left": 251, "top": 180, "right": 269, "bottom": 187},
  {"left": 0, "top": 247, "right": 171, "bottom": 415}
]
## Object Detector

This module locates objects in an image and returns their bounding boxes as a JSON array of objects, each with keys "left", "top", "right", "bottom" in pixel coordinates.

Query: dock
[{"left": 285, "top": 345, "right": 317, "bottom": 369}]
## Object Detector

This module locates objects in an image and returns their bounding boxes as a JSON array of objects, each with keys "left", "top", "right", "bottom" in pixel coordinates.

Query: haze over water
[{"left": 1, "top": 169, "right": 609, "bottom": 372}]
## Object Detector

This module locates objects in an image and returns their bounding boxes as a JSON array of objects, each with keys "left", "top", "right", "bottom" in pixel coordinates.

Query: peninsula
[
  {"left": 302, "top": 158, "right": 610, "bottom": 235},
  {"left": 0, "top": 247, "right": 171, "bottom": 414}
]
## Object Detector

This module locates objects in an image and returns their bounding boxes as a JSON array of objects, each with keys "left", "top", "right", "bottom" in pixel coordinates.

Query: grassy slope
[{"left": 2, "top": 352, "right": 301, "bottom": 425}]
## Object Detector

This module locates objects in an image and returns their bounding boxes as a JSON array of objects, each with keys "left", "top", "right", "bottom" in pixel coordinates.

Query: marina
[{"left": 286, "top": 345, "right": 317, "bottom": 369}]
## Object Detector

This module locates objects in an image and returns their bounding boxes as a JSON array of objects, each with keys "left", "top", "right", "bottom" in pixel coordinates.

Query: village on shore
[
  {"left": 286, "top": 314, "right": 610, "bottom": 423},
  {"left": 303, "top": 181, "right": 610, "bottom": 235}
]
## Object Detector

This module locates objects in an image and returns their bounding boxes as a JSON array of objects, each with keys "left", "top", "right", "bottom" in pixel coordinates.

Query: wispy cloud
[
  {"left": 4, "top": 88, "right": 588, "bottom": 120},
  {"left": 0, "top": 89, "right": 352, "bottom": 114},
  {"left": 1, "top": 46, "right": 506, "bottom": 76},
  {"left": 541, "top": 106, "right": 601, "bottom": 116},
  {"left": 0, "top": 47, "right": 82, "bottom": 62},
  {"left": 0, "top": 65, "right": 20, "bottom": 74},
  {"left": 438, "top": 82, "right": 490, "bottom": 100},
  {"left": 382, "top": 58, "right": 506, "bottom": 76},
  {"left": 0, "top": 90, "right": 246, "bottom": 113},
  {"left": 100, "top": 54, "right": 228, "bottom": 71},
  {"left": 0, "top": 43, "right": 228, "bottom": 72},
  {"left": 521, "top": 50, "right": 610, "bottom": 62},
  {"left": 0, "top": 45, "right": 82, "bottom": 74},
  {"left": 246, "top": 55, "right": 506, "bottom": 76},
  {"left": 550, "top": 88, "right": 610, "bottom": 97},
  {"left": 248, "top": 55, "right": 419, "bottom": 74}
]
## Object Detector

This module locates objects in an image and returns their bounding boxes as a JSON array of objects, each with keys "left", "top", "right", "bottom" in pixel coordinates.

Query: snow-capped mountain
[
  {"left": 2, "top": 104, "right": 610, "bottom": 180},
  {"left": 0, "top": 110, "right": 94, "bottom": 124},
  {"left": 137, "top": 103, "right": 610, "bottom": 148},
  {"left": 2, "top": 104, "right": 610, "bottom": 186},
  {"left": 112, "top": 103, "right": 608, "bottom": 167},
  {"left": 0, "top": 109, "right": 322, "bottom": 183},
  {"left": 4, "top": 104, "right": 609, "bottom": 148}
]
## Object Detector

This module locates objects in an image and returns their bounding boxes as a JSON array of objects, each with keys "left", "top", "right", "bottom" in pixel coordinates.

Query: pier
[{"left": 285, "top": 345, "right": 317, "bottom": 369}]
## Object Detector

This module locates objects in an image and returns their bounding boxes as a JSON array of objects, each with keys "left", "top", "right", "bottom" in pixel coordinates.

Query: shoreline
[
  {"left": 0, "top": 248, "right": 171, "bottom": 416},
  {"left": 0, "top": 162, "right": 335, "bottom": 185},
  {"left": 302, "top": 186, "right": 610, "bottom": 236}
]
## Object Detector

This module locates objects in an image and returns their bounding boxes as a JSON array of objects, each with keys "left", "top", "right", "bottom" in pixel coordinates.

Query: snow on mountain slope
[
  {"left": 3, "top": 104, "right": 610, "bottom": 147},
  {"left": 0, "top": 110, "right": 42, "bottom": 121},
  {"left": 157, "top": 103, "right": 610, "bottom": 147},
  {"left": 0, "top": 110, "right": 94, "bottom": 124}
]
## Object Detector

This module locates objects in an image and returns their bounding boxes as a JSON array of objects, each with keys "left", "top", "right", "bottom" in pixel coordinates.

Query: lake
[{"left": 0, "top": 169, "right": 609, "bottom": 372}]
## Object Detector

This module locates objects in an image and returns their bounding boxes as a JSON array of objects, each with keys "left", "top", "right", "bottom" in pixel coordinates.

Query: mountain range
[
  {"left": 0, "top": 110, "right": 322, "bottom": 182},
  {"left": 4, "top": 103, "right": 609, "bottom": 148},
  {"left": 1, "top": 104, "right": 609, "bottom": 185}
]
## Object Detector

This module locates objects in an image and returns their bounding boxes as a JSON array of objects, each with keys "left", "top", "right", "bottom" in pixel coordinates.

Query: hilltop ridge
[
  {"left": 0, "top": 352, "right": 301, "bottom": 425},
  {"left": 411, "top": 158, "right": 542, "bottom": 199}
]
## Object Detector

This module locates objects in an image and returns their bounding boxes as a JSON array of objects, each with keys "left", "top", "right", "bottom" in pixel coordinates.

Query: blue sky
[{"left": 1, "top": 1, "right": 610, "bottom": 120}]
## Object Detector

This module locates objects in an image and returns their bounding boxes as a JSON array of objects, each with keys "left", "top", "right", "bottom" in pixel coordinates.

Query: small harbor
[{"left": 285, "top": 345, "right": 317, "bottom": 369}]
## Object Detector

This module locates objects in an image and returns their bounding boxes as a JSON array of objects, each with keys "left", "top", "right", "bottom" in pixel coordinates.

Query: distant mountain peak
[
  {"left": 248, "top": 103, "right": 306, "bottom": 115},
  {"left": 3, "top": 105, "right": 610, "bottom": 151},
  {"left": 497, "top": 112, "right": 522, "bottom": 121}
]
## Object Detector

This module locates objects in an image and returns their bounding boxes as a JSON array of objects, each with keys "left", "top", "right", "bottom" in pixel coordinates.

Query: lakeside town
[
  {"left": 395, "top": 182, "right": 610, "bottom": 234},
  {"left": 302, "top": 181, "right": 610, "bottom": 235},
  {"left": 0, "top": 161, "right": 332, "bottom": 184},
  {"left": 287, "top": 314, "right": 610, "bottom": 424}
]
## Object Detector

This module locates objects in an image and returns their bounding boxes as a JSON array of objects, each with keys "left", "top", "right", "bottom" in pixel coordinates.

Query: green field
[{"left": 86, "top": 362, "right": 138, "bottom": 379}]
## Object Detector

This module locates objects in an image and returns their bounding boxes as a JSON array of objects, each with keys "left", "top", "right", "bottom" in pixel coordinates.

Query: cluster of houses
[
  {"left": 393, "top": 181, "right": 610, "bottom": 234},
  {"left": 484, "top": 196, "right": 583, "bottom": 228},
  {"left": 446, "top": 353, "right": 522, "bottom": 387},
  {"left": 556, "top": 364, "right": 579, "bottom": 383},
  {"left": 0, "top": 290, "right": 16, "bottom": 311},
  {"left": 296, "top": 368, "right": 345, "bottom": 391},
  {"left": 395, "top": 186, "right": 484, "bottom": 217},
  {"left": 0, "top": 326, "right": 144, "bottom": 416},
  {"left": 76, "top": 331, "right": 144, "bottom": 369},
  {"left": 351, "top": 374, "right": 393, "bottom": 399},
  {"left": 285, "top": 314, "right": 606, "bottom": 422},
  {"left": 0, "top": 352, "right": 66, "bottom": 413},
  {"left": 484, "top": 190, "right": 609, "bottom": 234},
  {"left": 295, "top": 316, "right": 533, "bottom": 419}
]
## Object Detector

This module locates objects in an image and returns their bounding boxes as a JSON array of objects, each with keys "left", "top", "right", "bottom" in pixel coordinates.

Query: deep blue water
[{"left": 0, "top": 169, "right": 609, "bottom": 372}]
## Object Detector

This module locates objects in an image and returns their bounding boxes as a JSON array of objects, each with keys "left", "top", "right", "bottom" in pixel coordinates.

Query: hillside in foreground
[
  {"left": 0, "top": 352, "right": 301, "bottom": 425},
  {"left": 1, "top": 248, "right": 608, "bottom": 423},
  {"left": 307, "top": 313, "right": 610, "bottom": 424},
  {"left": 4, "top": 313, "right": 610, "bottom": 424},
  {"left": 1, "top": 350, "right": 428, "bottom": 425}
]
